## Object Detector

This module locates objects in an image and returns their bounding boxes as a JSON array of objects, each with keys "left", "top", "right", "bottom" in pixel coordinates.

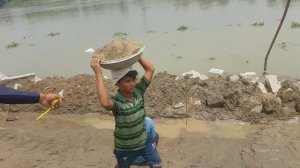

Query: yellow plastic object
[{"left": 36, "top": 99, "right": 59, "bottom": 120}]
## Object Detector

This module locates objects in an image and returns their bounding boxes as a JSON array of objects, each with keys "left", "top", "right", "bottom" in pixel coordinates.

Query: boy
[{"left": 90, "top": 55, "right": 162, "bottom": 168}]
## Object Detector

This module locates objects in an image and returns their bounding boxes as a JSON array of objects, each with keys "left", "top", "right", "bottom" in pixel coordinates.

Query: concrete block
[
  {"left": 199, "top": 75, "right": 208, "bottom": 80},
  {"left": 182, "top": 70, "right": 201, "bottom": 79},
  {"left": 209, "top": 68, "right": 224, "bottom": 75},
  {"left": 240, "top": 72, "right": 256, "bottom": 77},
  {"left": 229, "top": 75, "right": 239, "bottom": 82},
  {"left": 265, "top": 75, "right": 281, "bottom": 93},
  {"left": 244, "top": 76, "right": 259, "bottom": 83}
]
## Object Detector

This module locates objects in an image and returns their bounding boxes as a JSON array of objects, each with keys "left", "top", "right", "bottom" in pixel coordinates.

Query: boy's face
[{"left": 117, "top": 76, "right": 137, "bottom": 94}]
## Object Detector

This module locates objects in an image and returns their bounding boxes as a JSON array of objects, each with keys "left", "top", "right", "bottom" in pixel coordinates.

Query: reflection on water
[{"left": 1, "top": 0, "right": 300, "bottom": 78}]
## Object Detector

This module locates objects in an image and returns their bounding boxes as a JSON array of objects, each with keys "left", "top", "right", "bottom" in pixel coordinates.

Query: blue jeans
[
  {"left": 114, "top": 142, "right": 162, "bottom": 168},
  {"left": 114, "top": 134, "right": 161, "bottom": 168},
  {"left": 134, "top": 132, "right": 159, "bottom": 165},
  {"left": 114, "top": 117, "right": 161, "bottom": 168}
]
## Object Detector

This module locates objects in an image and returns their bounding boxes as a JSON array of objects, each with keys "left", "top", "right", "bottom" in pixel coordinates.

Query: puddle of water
[
  {"left": 84, "top": 118, "right": 114, "bottom": 129},
  {"left": 156, "top": 119, "right": 254, "bottom": 139},
  {"left": 212, "top": 121, "right": 253, "bottom": 139},
  {"left": 155, "top": 119, "right": 209, "bottom": 139},
  {"left": 81, "top": 117, "right": 255, "bottom": 139}
]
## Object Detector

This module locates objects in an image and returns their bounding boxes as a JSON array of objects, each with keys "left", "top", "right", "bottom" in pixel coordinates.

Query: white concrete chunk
[
  {"left": 258, "top": 82, "right": 267, "bottom": 93},
  {"left": 244, "top": 76, "right": 259, "bottom": 83},
  {"left": 0, "top": 73, "right": 36, "bottom": 82},
  {"left": 265, "top": 75, "right": 281, "bottom": 93},
  {"left": 30, "top": 76, "right": 42, "bottom": 83},
  {"left": 229, "top": 75, "right": 240, "bottom": 82},
  {"left": 251, "top": 105, "right": 263, "bottom": 113},
  {"left": 209, "top": 68, "right": 224, "bottom": 75},
  {"left": 240, "top": 72, "right": 256, "bottom": 77},
  {"left": 13, "top": 83, "right": 22, "bottom": 90},
  {"left": 182, "top": 70, "right": 201, "bottom": 78},
  {"left": 199, "top": 75, "right": 208, "bottom": 80}
]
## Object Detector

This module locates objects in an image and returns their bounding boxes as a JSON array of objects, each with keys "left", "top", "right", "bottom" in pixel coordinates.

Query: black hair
[{"left": 117, "top": 70, "right": 138, "bottom": 84}]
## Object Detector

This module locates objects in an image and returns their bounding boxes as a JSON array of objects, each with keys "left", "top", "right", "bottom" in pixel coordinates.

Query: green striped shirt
[{"left": 111, "top": 76, "right": 150, "bottom": 151}]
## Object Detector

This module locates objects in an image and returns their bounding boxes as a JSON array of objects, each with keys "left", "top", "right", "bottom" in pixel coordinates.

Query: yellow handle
[
  {"left": 36, "top": 99, "right": 59, "bottom": 120},
  {"left": 50, "top": 99, "right": 59, "bottom": 107}
]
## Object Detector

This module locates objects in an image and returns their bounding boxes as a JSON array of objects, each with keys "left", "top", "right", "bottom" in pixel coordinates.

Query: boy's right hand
[{"left": 90, "top": 55, "right": 102, "bottom": 74}]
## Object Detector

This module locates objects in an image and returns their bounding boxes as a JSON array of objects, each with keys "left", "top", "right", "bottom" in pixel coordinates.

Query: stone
[{"left": 265, "top": 75, "right": 281, "bottom": 93}]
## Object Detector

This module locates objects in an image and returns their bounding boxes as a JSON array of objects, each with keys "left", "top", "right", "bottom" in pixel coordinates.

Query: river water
[{"left": 0, "top": 0, "right": 300, "bottom": 78}]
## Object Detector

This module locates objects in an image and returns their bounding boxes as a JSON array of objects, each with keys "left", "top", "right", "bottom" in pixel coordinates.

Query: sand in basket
[{"left": 94, "top": 38, "right": 143, "bottom": 61}]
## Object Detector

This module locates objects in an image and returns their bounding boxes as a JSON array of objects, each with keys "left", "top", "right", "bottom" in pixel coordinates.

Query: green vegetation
[
  {"left": 3, "top": 0, "right": 39, "bottom": 7},
  {"left": 209, "top": 57, "right": 216, "bottom": 60},
  {"left": 48, "top": 32, "right": 60, "bottom": 37},
  {"left": 177, "top": 25, "right": 188, "bottom": 31},
  {"left": 278, "top": 42, "right": 287, "bottom": 49},
  {"left": 291, "top": 21, "right": 300, "bottom": 29},
  {"left": 113, "top": 32, "right": 128, "bottom": 37},
  {"left": 147, "top": 30, "right": 156, "bottom": 33},
  {"left": 252, "top": 22, "right": 264, "bottom": 27},
  {"left": 6, "top": 42, "right": 18, "bottom": 49}
]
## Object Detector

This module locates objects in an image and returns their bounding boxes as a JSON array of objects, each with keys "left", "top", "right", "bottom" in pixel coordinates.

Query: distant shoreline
[{"left": 0, "top": 0, "right": 10, "bottom": 7}]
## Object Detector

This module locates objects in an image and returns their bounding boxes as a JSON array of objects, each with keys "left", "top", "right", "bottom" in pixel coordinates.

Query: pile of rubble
[{"left": 1, "top": 69, "right": 300, "bottom": 124}]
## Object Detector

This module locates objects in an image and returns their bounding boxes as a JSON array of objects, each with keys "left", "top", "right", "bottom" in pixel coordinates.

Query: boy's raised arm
[
  {"left": 138, "top": 56, "right": 155, "bottom": 81},
  {"left": 90, "top": 55, "right": 113, "bottom": 110}
]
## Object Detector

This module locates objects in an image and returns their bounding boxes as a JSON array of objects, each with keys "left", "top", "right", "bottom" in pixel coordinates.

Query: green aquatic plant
[
  {"left": 252, "top": 22, "right": 264, "bottom": 27},
  {"left": 209, "top": 57, "right": 216, "bottom": 60},
  {"left": 113, "top": 32, "right": 128, "bottom": 37},
  {"left": 177, "top": 25, "right": 188, "bottom": 31},
  {"left": 48, "top": 32, "right": 60, "bottom": 37},
  {"left": 6, "top": 42, "right": 18, "bottom": 49},
  {"left": 2, "top": 0, "right": 36, "bottom": 7},
  {"left": 291, "top": 21, "right": 300, "bottom": 28},
  {"left": 147, "top": 30, "right": 156, "bottom": 33},
  {"left": 278, "top": 42, "right": 288, "bottom": 49}
]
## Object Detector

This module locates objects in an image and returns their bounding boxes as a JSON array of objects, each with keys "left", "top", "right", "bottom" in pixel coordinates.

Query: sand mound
[{"left": 94, "top": 38, "right": 143, "bottom": 61}]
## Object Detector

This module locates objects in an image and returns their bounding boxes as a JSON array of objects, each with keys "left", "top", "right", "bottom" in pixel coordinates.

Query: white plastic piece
[
  {"left": 85, "top": 48, "right": 95, "bottom": 54},
  {"left": 173, "top": 102, "right": 185, "bottom": 109},
  {"left": 13, "top": 83, "right": 22, "bottom": 90},
  {"left": 59, "top": 90, "right": 64, "bottom": 96}
]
